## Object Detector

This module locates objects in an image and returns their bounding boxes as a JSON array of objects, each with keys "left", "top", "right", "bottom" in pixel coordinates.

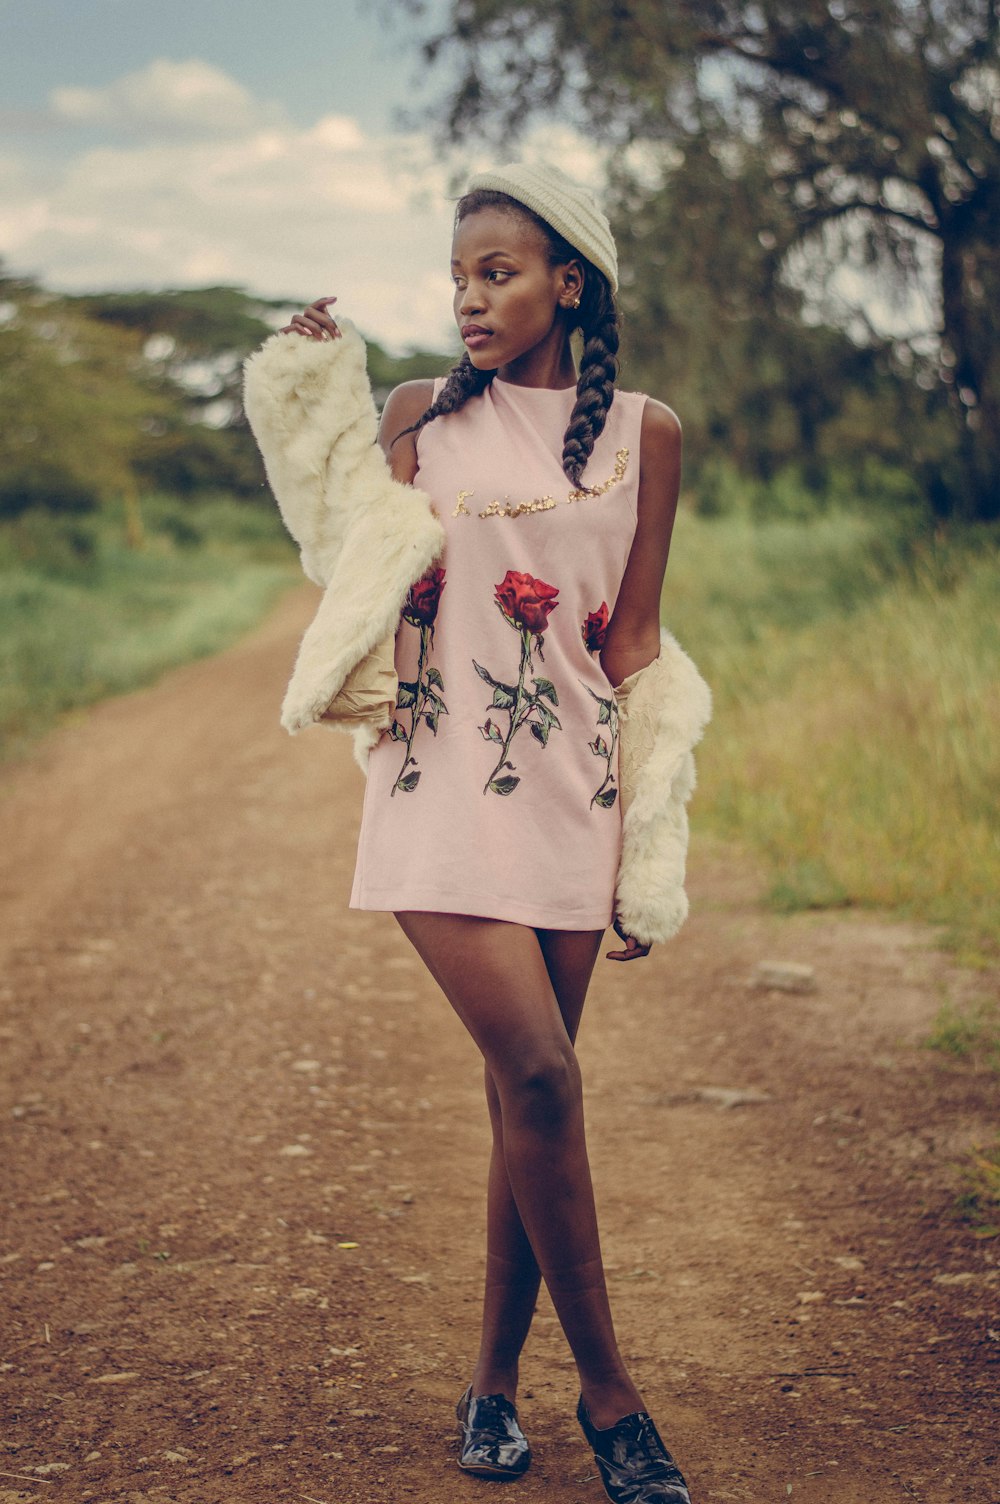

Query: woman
[{"left": 246, "top": 161, "right": 706, "bottom": 1504}]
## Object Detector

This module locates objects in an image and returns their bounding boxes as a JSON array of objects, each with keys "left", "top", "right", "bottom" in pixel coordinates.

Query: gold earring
[{"left": 571, "top": 295, "right": 581, "bottom": 309}]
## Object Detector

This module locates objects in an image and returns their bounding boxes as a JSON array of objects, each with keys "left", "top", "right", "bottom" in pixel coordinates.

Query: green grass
[
  {"left": 954, "top": 1137, "right": 1000, "bottom": 1238},
  {"left": 664, "top": 505, "right": 1000, "bottom": 953},
  {"left": 0, "top": 495, "right": 297, "bottom": 761},
  {"left": 925, "top": 996, "right": 1000, "bottom": 1064}
]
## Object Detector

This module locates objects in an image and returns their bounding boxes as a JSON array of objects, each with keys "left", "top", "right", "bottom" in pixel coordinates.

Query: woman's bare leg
[
  {"left": 395, "top": 911, "right": 644, "bottom": 1429},
  {"left": 473, "top": 927, "right": 602, "bottom": 1398}
]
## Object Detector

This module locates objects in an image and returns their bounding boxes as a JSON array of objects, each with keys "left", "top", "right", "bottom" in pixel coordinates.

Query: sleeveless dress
[{"left": 349, "top": 375, "right": 647, "bottom": 930}]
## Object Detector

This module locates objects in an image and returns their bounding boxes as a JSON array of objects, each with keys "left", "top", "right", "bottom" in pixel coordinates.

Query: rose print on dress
[
  {"left": 581, "top": 602, "right": 618, "bottom": 810},
  {"left": 387, "top": 567, "right": 448, "bottom": 795},
  {"left": 474, "top": 570, "right": 562, "bottom": 796},
  {"left": 581, "top": 601, "right": 609, "bottom": 655}
]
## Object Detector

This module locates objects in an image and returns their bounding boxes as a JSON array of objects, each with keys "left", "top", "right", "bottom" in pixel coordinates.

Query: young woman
[{"left": 261, "top": 162, "right": 697, "bottom": 1504}]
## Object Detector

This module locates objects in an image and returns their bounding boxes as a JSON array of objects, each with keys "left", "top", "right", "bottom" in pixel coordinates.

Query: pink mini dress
[{"left": 349, "top": 375, "right": 647, "bottom": 931}]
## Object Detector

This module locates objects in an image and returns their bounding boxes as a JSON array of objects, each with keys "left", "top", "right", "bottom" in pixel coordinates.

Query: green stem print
[
  {"left": 584, "top": 682, "right": 619, "bottom": 809},
  {"left": 476, "top": 570, "right": 562, "bottom": 796},
  {"left": 387, "top": 568, "right": 448, "bottom": 795},
  {"left": 581, "top": 601, "right": 617, "bottom": 809}
]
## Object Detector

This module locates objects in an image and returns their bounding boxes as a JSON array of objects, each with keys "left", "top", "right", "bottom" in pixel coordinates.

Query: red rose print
[
  {"left": 475, "top": 569, "right": 563, "bottom": 796},
  {"left": 403, "top": 566, "right": 446, "bottom": 627},
  {"left": 494, "top": 570, "right": 559, "bottom": 634},
  {"left": 391, "top": 566, "right": 448, "bottom": 795},
  {"left": 582, "top": 602, "right": 609, "bottom": 654}
]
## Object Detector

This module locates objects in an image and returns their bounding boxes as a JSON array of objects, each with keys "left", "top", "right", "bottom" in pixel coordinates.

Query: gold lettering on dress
[
  {"left": 479, "top": 495, "right": 558, "bottom": 519},
  {"left": 452, "top": 450, "right": 630, "bottom": 522}
]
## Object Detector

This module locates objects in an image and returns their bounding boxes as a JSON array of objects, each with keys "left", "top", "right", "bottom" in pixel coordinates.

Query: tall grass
[
  {"left": 664, "top": 507, "right": 1000, "bottom": 953},
  {"left": 0, "top": 496, "right": 297, "bottom": 761}
]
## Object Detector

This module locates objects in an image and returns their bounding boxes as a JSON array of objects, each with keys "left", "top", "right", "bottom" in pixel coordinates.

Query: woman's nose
[{"left": 459, "top": 286, "right": 486, "bottom": 317}]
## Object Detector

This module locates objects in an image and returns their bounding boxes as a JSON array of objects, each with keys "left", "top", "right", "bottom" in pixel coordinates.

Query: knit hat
[{"left": 465, "top": 161, "right": 619, "bottom": 294}]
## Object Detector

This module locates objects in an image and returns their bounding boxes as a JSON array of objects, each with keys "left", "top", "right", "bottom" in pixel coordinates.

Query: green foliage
[
  {"left": 0, "top": 267, "right": 451, "bottom": 526},
  {"left": 925, "top": 998, "right": 1000, "bottom": 1064},
  {"left": 0, "top": 270, "right": 451, "bottom": 524},
  {"left": 664, "top": 501, "right": 1000, "bottom": 951},
  {"left": 0, "top": 279, "right": 168, "bottom": 516},
  {"left": 134, "top": 421, "right": 266, "bottom": 499},
  {"left": 953, "top": 1137, "right": 1000, "bottom": 1237},
  {"left": 73, "top": 285, "right": 280, "bottom": 360},
  {"left": 0, "top": 497, "right": 296, "bottom": 761}
]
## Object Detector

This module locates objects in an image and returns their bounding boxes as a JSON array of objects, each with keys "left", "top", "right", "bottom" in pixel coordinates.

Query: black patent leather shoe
[
  {"left": 456, "top": 1384, "right": 531, "bottom": 1479},
  {"left": 577, "top": 1396, "right": 691, "bottom": 1503}
]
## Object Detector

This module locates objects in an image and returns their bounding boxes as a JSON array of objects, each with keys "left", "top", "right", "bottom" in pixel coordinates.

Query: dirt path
[{"left": 1, "top": 586, "right": 996, "bottom": 1504}]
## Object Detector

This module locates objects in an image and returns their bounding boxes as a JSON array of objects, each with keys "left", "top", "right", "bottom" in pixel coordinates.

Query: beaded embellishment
[{"left": 452, "top": 449, "right": 629, "bottom": 521}]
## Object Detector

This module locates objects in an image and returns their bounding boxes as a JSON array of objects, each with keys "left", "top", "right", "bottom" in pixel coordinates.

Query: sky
[{"left": 0, "top": 0, "right": 603, "bottom": 351}]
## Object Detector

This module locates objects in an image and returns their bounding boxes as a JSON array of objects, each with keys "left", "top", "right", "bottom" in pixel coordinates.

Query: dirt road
[{"left": 1, "top": 586, "right": 996, "bottom": 1504}]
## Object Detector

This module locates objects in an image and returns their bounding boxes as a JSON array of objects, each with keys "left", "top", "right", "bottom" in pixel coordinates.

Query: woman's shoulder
[
  {"left": 636, "top": 395, "right": 682, "bottom": 456},
  {"left": 610, "top": 389, "right": 681, "bottom": 463},
  {"left": 380, "top": 378, "right": 436, "bottom": 431},
  {"left": 377, "top": 379, "right": 436, "bottom": 481}
]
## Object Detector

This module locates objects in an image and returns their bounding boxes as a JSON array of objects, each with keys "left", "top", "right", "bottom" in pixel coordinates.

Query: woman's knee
[{"left": 493, "top": 1045, "right": 582, "bottom": 1133}]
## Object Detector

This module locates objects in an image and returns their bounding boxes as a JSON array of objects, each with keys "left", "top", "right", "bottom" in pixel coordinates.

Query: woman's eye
[{"left": 486, "top": 269, "right": 511, "bottom": 283}]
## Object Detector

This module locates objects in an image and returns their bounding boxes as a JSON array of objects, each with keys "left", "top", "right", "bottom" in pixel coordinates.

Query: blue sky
[
  {"left": 0, "top": 0, "right": 431, "bottom": 134},
  {"left": 0, "top": 0, "right": 605, "bottom": 349}
]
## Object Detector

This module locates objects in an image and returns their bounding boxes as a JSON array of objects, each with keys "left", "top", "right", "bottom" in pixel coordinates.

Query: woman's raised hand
[{"left": 279, "top": 295, "right": 341, "bottom": 340}]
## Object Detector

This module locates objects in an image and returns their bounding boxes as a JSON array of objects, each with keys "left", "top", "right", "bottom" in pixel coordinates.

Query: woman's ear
[{"left": 559, "top": 260, "right": 584, "bottom": 310}]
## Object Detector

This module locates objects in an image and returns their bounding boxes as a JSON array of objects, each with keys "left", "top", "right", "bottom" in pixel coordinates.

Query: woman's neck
[{"left": 496, "top": 331, "right": 578, "bottom": 390}]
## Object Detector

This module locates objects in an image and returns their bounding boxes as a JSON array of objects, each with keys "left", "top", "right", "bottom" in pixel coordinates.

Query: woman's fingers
[
  {"left": 279, "top": 295, "right": 341, "bottom": 338},
  {"left": 605, "top": 918, "right": 652, "bottom": 962}
]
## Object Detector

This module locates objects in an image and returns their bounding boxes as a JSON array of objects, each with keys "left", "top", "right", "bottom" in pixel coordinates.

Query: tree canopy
[{"left": 0, "top": 271, "right": 451, "bottom": 530}]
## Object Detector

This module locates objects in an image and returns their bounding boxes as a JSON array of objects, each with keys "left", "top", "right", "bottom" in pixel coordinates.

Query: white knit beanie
[{"left": 465, "top": 161, "right": 619, "bottom": 294}]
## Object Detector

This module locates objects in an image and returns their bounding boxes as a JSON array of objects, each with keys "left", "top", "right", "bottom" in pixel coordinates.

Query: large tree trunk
[{"left": 940, "top": 224, "right": 1000, "bottom": 521}]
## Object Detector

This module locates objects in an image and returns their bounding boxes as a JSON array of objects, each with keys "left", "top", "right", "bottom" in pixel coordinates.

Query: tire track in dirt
[{"left": 1, "top": 585, "right": 996, "bottom": 1503}]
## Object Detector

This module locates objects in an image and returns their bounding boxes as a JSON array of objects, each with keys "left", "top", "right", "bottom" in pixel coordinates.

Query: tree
[
  {"left": 0, "top": 268, "right": 172, "bottom": 540},
  {"left": 403, "top": 0, "right": 1000, "bottom": 518},
  {"left": 608, "top": 127, "right": 953, "bottom": 504}
]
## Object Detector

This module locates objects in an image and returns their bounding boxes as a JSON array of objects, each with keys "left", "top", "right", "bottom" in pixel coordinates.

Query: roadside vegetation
[
  {"left": 665, "top": 502, "right": 1000, "bottom": 957},
  {"left": 0, "top": 495, "right": 296, "bottom": 762}
]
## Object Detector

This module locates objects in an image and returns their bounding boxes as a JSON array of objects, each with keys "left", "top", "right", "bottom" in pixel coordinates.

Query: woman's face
[{"left": 450, "top": 207, "right": 579, "bottom": 373}]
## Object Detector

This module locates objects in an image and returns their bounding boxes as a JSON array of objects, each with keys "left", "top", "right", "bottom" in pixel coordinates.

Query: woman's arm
[
  {"left": 602, "top": 398, "right": 682, "bottom": 963},
  {"left": 599, "top": 399, "right": 682, "bottom": 689},
  {"left": 377, "top": 382, "right": 435, "bottom": 483}
]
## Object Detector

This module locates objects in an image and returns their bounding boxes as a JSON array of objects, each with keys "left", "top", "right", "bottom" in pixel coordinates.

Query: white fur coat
[
  {"left": 242, "top": 321, "right": 444, "bottom": 754},
  {"left": 242, "top": 325, "right": 711, "bottom": 946}
]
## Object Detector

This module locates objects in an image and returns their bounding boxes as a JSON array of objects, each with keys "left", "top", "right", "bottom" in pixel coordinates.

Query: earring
[{"left": 571, "top": 296, "right": 582, "bottom": 309}]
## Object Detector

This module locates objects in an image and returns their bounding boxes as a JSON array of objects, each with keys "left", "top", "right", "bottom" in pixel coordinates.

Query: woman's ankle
[
  {"left": 579, "top": 1373, "right": 646, "bottom": 1432},
  {"left": 470, "top": 1358, "right": 520, "bottom": 1401}
]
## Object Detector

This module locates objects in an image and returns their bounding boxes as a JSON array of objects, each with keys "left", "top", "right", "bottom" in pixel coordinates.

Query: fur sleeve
[
  {"left": 242, "top": 319, "right": 445, "bottom": 736},
  {"left": 614, "top": 631, "right": 713, "bottom": 946},
  {"left": 242, "top": 319, "right": 381, "bottom": 586}
]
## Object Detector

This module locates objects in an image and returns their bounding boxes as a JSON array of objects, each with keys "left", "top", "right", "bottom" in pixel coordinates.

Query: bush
[{"left": 0, "top": 464, "right": 100, "bottom": 519}]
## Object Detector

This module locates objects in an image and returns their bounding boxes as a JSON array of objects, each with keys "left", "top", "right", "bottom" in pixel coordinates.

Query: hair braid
[
  {"left": 392, "top": 352, "right": 494, "bottom": 449},
  {"left": 562, "top": 274, "right": 620, "bottom": 488}
]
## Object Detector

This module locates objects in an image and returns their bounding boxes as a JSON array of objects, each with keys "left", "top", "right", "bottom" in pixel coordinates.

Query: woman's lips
[{"left": 462, "top": 325, "right": 493, "bottom": 350}]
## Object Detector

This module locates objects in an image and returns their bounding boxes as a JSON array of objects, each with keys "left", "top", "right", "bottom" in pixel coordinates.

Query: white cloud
[
  {"left": 50, "top": 58, "right": 286, "bottom": 138},
  {"left": 0, "top": 60, "right": 610, "bottom": 351}
]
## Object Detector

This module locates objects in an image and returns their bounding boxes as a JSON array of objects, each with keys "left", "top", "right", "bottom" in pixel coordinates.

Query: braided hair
[{"left": 393, "top": 188, "right": 620, "bottom": 488}]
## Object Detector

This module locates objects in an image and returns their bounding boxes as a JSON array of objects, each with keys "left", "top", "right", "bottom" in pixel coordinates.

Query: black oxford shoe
[
  {"left": 456, "top": 1385, "right": 532, "bottom": 1479},
  {"left": 577, "top": 1396, "right": 692, "bottom": 1504}
]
